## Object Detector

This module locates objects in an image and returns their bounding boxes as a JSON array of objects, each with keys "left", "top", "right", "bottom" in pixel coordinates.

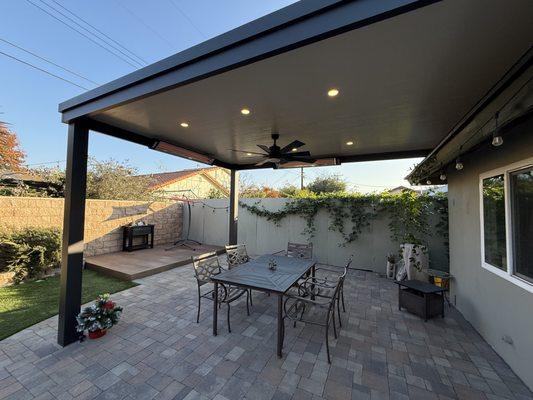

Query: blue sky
[{"left": 0, "top": 0, "right": 422, "bottom": 192}]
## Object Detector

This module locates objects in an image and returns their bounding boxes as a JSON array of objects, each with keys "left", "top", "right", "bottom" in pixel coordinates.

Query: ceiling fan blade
[
  {"left": 257, "top": 144, "right": 271, "bottom": 153},
  {"left": 229, "top": 149, "right": 267, "bottom": 156},
  {"left": 255, "top": 157, "right": 280, "bottom": 166},
  {"left": 286, "top": 151, "right": 310, "bottom": 157},
  {"left": 280, "top": 140, "right": 305, "bottom": 154}
]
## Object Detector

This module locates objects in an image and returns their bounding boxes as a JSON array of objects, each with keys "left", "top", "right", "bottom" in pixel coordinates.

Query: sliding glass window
[
  {"left": 482, "top": 174, "right": 507, "bottom": 270},
  {"left": 510, "top": 167, "right": 533, "bottom": 282}
]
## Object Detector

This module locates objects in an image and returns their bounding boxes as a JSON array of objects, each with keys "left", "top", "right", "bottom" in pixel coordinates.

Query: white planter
[
  {"left": 401, "top": 243, "right": 428, "bottom": 281},
  {"left": 386, "top": 261, "right": 396, "bottom": 279}
]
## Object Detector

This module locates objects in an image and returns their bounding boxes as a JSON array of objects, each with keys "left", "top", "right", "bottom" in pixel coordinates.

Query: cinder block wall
[{"left": 0, "top": 197, "right": 183, "bottom": 256}]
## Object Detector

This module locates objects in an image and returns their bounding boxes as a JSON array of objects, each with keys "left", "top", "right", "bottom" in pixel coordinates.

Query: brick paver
[{"left": 1, "top": 263, "right": 532, "bottom": 400}]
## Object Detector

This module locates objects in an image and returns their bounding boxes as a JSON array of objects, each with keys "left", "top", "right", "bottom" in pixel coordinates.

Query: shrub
[
  {"left": 0, "top": 228, "right": 61, "bottom": 283},
  {"left": 0, "top": 240, "right": 20, "bottom": 273},
  {"left": 9, "top": 228, "right": 61, "bottom": 268}
]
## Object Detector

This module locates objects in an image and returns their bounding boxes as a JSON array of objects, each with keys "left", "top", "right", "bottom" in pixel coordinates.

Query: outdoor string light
[
  {"left": 492, "top": 111, "right": 504, "bottom": 147},
  {"left": 455, "top": 157, "right": 464, "bottom": 171}
]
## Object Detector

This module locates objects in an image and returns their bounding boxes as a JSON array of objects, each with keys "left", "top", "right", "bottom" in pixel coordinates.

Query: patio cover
[
  {"left": 56, "top": 0, "right": 532, "bottom": 346},
  {"left": 59, "top": 0, "right": 532, "bottom": 169}
]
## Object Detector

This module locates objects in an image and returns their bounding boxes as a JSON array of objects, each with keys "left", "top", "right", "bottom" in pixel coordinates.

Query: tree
[
  {"left": 206, "top": 188, "right": 227, "bottom": 199},
  {"left": 86, "top": 158, "right": 152, "bottom": 200},
  {"left": 240, "top": 184, "right": 282, "bottom": 198},
  {"left": 307, "top": 174, "right": 347, "bottom": 194},
  {"left": 278, "top": 184, "right": 299, "bottom": 197},
  {"left": 0, "top": 122, "right": 26, "bottom": 172}
]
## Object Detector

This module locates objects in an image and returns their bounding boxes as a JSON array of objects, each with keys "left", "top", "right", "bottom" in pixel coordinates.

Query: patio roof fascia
[
  {"left": 58, "top": 0, "right": 439, "bottom": 122},
  {"left": 407, "top": 47, "right": 533, "bottom": 184}
]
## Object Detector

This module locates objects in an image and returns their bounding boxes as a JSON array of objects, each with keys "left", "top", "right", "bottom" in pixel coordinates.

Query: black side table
[
  {"left": 394, "top": 279, "right": 446, "bottom": 321},
  {"left": 123, "top": 224, "right": 155, "bottom": 252}
]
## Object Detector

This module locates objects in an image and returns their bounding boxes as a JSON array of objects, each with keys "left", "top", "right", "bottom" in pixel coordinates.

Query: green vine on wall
[{"left": 240, "top": 191, "right": 448, "bottom": 247}]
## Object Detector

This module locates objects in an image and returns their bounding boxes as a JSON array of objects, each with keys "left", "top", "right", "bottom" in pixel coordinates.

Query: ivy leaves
[{"left": 240, "top": 191, "right": 448, "bottom": 247}]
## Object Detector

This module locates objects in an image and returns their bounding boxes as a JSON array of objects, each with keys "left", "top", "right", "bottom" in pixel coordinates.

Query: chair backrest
[
  {"left": 192, "top": 252, "right": 221, "bottom": 286},
  {"left": 225, "top": 244, "right": 249, "bottom": 269},
  {"left": 287, "top": 242, "right": 313, "bottom": 259}
]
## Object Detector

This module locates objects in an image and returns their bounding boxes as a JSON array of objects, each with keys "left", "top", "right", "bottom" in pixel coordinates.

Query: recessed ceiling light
[
  {"left": 327, "top": 88, "right": 339, "bottom": 97},
  {"left": 346, "top": 141, "right": 354, "bottom": 146},
  {"left": 180, "top": 122, "right": 189, "bottom": 128},
  {"left": 246, "top": 153, "right": 253, "bottom": 156},
  {"left": 241, "top": 108, "right": 250, "bottom": 115},
  {"left": 291, "top": 148, "right": 298, "bottom": 152}
]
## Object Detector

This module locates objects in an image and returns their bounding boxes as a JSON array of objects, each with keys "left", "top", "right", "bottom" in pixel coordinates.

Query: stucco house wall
[
  {"left": 152, "top": 168, "right": 230, "bottom": 199},
  {"left": 447, "top": 115, "right": 533, "bottom": 390}
]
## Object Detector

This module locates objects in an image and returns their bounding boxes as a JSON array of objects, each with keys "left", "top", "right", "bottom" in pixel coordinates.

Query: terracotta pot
[{"left": 88, "top": 329, "right": 107, "bottom": 339}]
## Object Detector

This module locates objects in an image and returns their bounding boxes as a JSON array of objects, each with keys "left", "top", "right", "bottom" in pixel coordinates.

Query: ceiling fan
[{"left": 230, "top": 133, "right": 316, "bottom": 168}]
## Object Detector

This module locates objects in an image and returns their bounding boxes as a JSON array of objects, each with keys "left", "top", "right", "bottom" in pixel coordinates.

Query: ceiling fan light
[{"left": 346, "top": 141, "right": 354, "bottom": 146}]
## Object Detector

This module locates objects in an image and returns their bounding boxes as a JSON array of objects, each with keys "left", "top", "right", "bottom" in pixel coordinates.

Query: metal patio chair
[
  {"left": 299, "top": 257, "right": 352, "bottom": 328},
  {"left": 225, "top": 244, "right": 253, "bottom": 304},
  {"left": 192, "top": 252, "right": 250, "bottom": 332},
  {"left": 283, "top": 268, "right": 347, "bottom": 363},
  {"left": 274, "top": 242, "right": 313, "bottom": 259},
  {"left": 225, "top": 244, "right": 250, "bottom": 268}
]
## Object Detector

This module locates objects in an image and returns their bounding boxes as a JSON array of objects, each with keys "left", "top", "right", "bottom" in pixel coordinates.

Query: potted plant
[
  {"left": 76, "top": 294, "right": 123, "bottom": 339},
  {"left": 386, "top": 253, "right": 397, "bottom": 279}
]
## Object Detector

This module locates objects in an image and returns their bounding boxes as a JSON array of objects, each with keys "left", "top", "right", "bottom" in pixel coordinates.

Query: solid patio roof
[{"left": 58, "top": 0, "right": 532, "bottom": 170}]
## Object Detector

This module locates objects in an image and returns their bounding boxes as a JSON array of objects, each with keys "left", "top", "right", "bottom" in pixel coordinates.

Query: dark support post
[
  {"left": 277, "top": 294, "right": 283, "bottom": 358},
  {"left": 58, "top": 123, "right": 89, "bottom": 346},
  {"left": 229, "top": 169, "right": 239, "bottom": 245}
]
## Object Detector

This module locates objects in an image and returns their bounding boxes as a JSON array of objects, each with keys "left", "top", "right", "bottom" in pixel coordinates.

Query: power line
[
  {"left": 37, "top": 0, "right": 143, "bottom": 68},
  {"left": 114, "top": 0, "right": 175, "bottom": 49},
  {"left": 0, "top": 50, "right": 89, "bottom": 90},
  {"left": 0, "top": 37, "right": 99, "bottom": 86},
  {"left": 25, "top": 160, "right": 66, "bottom": 167},
  {"left": 47, "top": 0, "right": 148, "bottom": 67},
  {"left": 25, "top": 0, "right": 140, "bottom": 68},
  {"left": 167, "top": 0, "right": 207, "bottom": 39}
]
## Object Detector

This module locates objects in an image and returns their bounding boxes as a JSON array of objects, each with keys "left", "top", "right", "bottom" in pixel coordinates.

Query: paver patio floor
[{"left": 1, "top": 263, "right": 531, "bottom": 400}]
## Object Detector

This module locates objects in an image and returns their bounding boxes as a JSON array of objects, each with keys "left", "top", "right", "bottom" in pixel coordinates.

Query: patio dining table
[{"left": 211, "top": 254, "right": 316, "bottom": 358}]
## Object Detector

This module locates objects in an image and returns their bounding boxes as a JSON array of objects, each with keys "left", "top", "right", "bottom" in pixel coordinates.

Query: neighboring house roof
[
  {"left": 140, "top": 167, "right": 230, "bottom": 195},
  {"left": 0, "top": 169, "right": 45, "bottom": 182},
  {"left": 387, "top": 186, "right": 418, "bottom": 194},
  {"left": 0, "top": 169, "right": 63, "bottom": 192}
]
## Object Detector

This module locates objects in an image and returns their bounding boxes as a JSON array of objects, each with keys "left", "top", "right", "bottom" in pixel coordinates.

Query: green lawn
[{"left": 0, "top": 270, "right": 137, "bottom": 340}]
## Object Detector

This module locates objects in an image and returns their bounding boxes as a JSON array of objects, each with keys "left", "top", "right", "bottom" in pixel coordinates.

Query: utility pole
[{"left": 300, "top": 167, "right": 304, "bottom": 190}]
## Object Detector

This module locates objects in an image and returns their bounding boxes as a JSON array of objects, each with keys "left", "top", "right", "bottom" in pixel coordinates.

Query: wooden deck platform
[{"left": 85, "top": 243, "right": 224, "bottom": 280}]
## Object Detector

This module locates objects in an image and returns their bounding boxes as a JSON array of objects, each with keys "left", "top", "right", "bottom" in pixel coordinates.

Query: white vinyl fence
[{"left": 185, "top": 198, "right": 448, "bottom": 273}]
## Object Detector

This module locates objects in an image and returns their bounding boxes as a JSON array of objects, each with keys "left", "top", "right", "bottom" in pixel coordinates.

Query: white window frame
[{"left": 479, "top": 156, "right": 533, "bottom": 293}]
